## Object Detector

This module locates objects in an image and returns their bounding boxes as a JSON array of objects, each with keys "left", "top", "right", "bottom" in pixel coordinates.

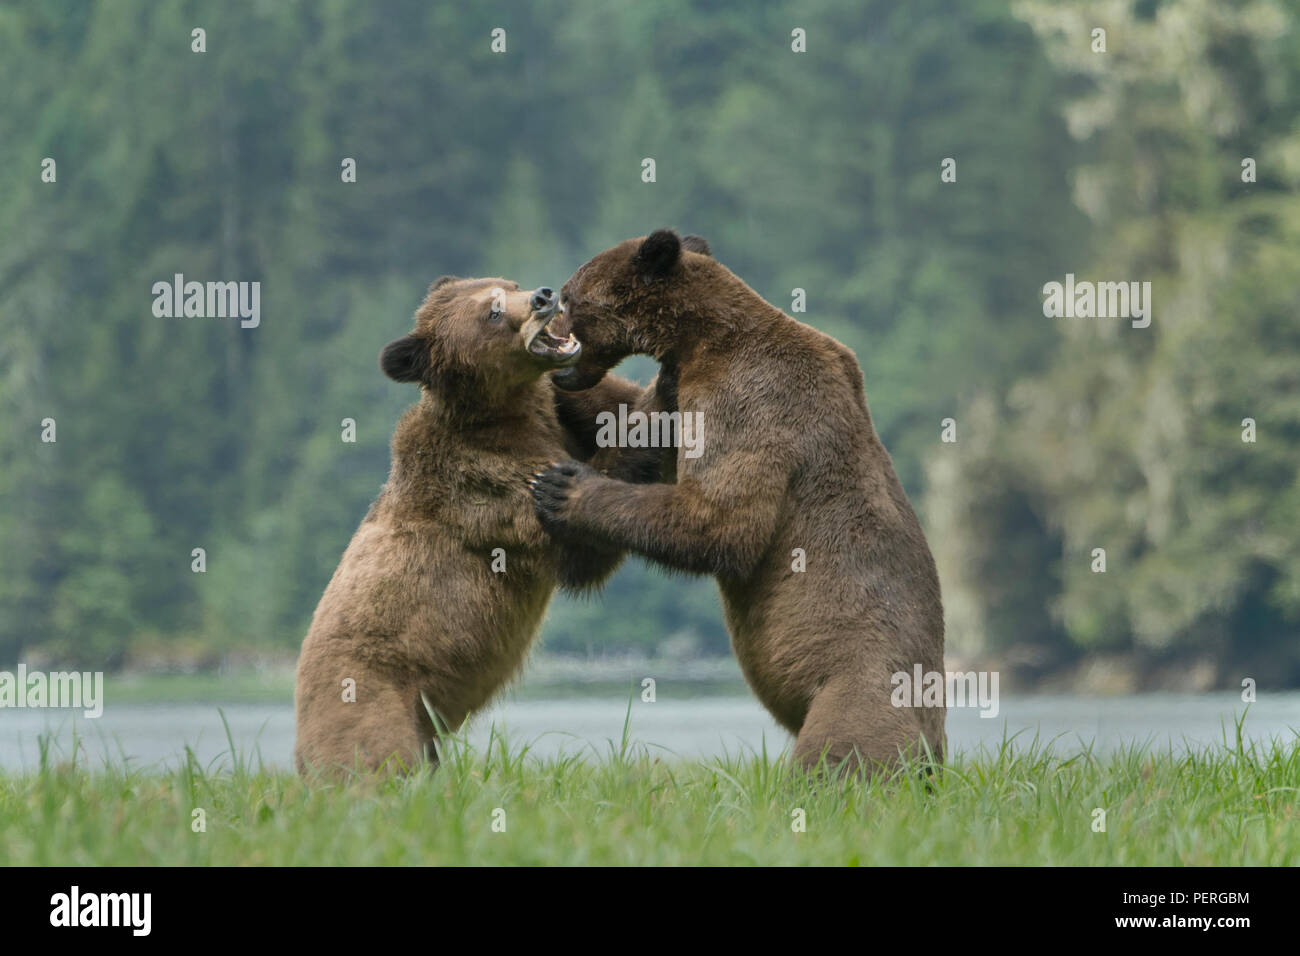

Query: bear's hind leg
[
  {"left": 295, "top": 659, "right": 437, "bottom": 780},
  {"left": 792, "top": 673, "right": 944, "bottom": 778}
]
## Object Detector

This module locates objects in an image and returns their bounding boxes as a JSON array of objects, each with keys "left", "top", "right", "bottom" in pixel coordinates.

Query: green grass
[{"left": 2, "top": 714, "right": 1297, "bottom": 865}]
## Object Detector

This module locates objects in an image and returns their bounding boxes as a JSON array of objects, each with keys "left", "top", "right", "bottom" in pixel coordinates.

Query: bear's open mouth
[{"left": 524, "top": 309, "right": 582, "bottom": 366}]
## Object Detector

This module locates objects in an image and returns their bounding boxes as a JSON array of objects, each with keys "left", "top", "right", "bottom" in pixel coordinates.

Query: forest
[{"left": 1, "top": 0, "right": 1297, "bottom": 688}]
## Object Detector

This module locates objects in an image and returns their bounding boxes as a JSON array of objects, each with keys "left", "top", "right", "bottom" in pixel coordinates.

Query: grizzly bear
[
  {"left": 294, "top": 277, "right": 656, "bottom": 777},
  {"left": 532, "top": 230, "right": 946, "bottom": 773}
]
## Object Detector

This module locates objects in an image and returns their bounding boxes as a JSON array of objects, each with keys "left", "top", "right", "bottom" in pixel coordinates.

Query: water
[{"left": 2, "top": 692, "right": 1297, "bottom": 772}]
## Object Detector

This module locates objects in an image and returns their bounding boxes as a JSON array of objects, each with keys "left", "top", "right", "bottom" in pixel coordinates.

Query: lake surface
[{"left": 2, "top": 692, "right": 1297, "bottom": 772}]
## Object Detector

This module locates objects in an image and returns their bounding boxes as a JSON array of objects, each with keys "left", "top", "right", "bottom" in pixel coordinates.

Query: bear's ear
[
  {"left": 681, "top": 234, "right": 711, "bottom": 257},
  {"left": 380, "top": 334, "right": 431, "bottom": 383},
  {"left": 633, "top": 229, "right": 682, "bottom": 283}
]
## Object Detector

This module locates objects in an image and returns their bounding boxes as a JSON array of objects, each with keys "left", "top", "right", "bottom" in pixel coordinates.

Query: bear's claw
[{"left": 530, "top": 459, "right": 594, "bottom": 529}]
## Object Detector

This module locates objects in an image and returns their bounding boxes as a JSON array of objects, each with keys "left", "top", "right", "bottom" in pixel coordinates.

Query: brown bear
[
  {"left": 294, "top": 277, "right": 655, "bottom": 778},
  {"left": 531, "top": 230, "right": 946, "bottom": 774}
]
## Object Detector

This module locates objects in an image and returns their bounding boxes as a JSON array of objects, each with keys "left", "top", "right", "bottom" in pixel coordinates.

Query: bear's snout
[{"left": 530, "top": 287, "right": 558, "bottom": 315}]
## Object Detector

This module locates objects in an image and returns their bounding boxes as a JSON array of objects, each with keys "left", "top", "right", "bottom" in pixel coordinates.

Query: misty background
[{"left": 2, "top": 0, "right": 1298, "bottom": 693}]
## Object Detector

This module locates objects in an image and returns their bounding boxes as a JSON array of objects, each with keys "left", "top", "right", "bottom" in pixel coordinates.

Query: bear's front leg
[
  {"left": 552, "top": 372, "right": 672, "bottom": 485},
  {"left": 529, "top": 455, "right": 782, "bottom": 580},
  {"left": 549, "top": 535, "right": 626, "bottom": 594}
]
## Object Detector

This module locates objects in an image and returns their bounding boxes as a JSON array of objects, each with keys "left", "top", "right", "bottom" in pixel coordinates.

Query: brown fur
[
  {"left": 534, "top": 232, "right": 946, "bottom": 774},
  {"left": 294, "top": 277, "right": 654, "bottom": 778}
]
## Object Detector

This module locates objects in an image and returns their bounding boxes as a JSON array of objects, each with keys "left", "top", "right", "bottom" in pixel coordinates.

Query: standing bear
[
  {"left": 294, "top": 277, "right": 653, "bottom": 777},
  {"left": 532, "top": 231, "right": 946, "bottom": 773}
]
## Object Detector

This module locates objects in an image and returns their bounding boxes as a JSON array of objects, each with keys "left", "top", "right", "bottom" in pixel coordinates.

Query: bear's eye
[{"left": 488, "top": 304, "right": 504, "bottom": 322}]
